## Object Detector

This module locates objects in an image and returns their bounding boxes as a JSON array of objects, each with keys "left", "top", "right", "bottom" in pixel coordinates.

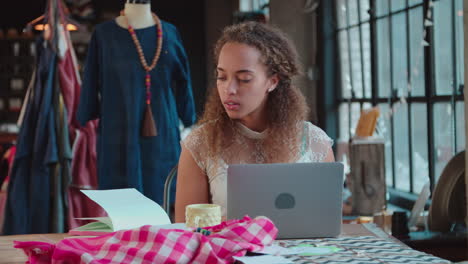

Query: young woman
[{"left": 175, "top": 22, "right": 334, "bottom": 222}]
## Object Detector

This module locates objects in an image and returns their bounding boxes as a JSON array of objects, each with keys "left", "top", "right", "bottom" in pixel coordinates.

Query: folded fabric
[{"left": 14, "top": 216, "right": 277, "bottom": 264}]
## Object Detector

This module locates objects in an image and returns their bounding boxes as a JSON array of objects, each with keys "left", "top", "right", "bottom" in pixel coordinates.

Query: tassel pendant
[
  {"left": 142, "top": 103, "right": 157, "bottom": 137},
  {"left": 142, "top": 72, "right": 157, "bottom": 137}
]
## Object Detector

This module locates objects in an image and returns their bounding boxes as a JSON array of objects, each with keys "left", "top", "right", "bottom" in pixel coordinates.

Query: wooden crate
[{"left": 349, "top": 139, "right": 387, "bottom": 216}]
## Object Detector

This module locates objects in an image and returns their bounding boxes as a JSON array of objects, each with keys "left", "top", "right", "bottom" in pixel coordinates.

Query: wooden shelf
[{"left": 0, "top": 132, "right": 17, "bottom": 144}]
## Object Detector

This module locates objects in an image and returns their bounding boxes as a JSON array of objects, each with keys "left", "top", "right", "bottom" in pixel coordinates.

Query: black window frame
[{"left": 332, "top": 0, "right": 464, "bottom": 204}]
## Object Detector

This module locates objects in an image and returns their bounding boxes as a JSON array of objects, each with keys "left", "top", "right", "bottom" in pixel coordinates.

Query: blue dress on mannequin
[{"left": 77, "top": 20, "right": 195, "bottom": 205}]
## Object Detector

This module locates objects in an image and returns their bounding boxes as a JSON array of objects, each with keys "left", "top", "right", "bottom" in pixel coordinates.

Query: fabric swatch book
[{"left": 69, "top": 188, "right": 181, "bottom": 236}]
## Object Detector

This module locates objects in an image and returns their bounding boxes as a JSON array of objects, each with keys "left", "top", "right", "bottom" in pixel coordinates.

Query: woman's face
[{"left": 216, "top": 42, "right": 278, "bottom": 122}]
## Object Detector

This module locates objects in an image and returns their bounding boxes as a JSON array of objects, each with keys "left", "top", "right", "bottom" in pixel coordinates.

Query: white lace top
[{"left": 182, "top": 121, "right": 333, "bottom": 216}]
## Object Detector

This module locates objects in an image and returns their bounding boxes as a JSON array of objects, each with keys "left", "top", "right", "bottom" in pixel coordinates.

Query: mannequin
[
  {"left": 115, "top": 0, "right": 154, "bottom": 29},
  {"left": 76, "top": 0, "right": 196, "bottom": 205}
]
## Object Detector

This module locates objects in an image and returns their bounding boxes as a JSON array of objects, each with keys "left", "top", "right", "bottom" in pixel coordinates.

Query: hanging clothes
[
  {"left": 4, "top": 37, "right": 76, "bottom": 234},
  {"left": 50, "top": 76, "right": 73, "bottom": 233},
  {"left": 4, "top": 0, "right": 99, "bottom": 234},
  {"left": 3, "top": 41, "right": 60, "bottom": 234},
  {"left": 77, "top": 20, "right": 196, "bottom": 205},
  {"left": 58, "top": 33, "right": 81, "bottom": 130},
  {"left": 55, "top": 15, "right": 104, "bottom": 230}
]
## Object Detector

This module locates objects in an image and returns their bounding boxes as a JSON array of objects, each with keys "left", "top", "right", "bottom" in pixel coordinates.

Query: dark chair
[{"left": 163, "top": 164, "right": 178, "bottom": 215}]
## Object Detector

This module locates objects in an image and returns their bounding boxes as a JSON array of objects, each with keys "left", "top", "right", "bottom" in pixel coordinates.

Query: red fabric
[
  {"left": 5, "top": 146, "right": 16, "bottom": 168},
  {"left": 13, "top": 241, "right": 55, "bottom": 264},
  {"left": 0, "top": 146, "right": 16, "bottom": 231},
  {"left": 15, "top": 216, "right": 277, "bottom": 264},
  {"left": 71, "top": 122, "right": 97, "bottom": 188},
  {"left": 2, "top": 145, "right": 16, "bottom": 184},
  {"left": 58, "top": 37, "right": 81, "bottom": 130},
  {"left": 68, "top": 121, "right": 105, "bottom": 229}
]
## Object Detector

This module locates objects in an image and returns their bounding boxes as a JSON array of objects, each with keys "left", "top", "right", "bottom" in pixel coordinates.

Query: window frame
[{"left": 333, "top": 0, "right": 464, "bottom": 199}]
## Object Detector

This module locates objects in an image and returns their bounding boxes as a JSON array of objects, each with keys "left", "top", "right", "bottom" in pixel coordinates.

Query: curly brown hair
[{"left": 198, "top": 22, "right": 309, "bottom": 163}]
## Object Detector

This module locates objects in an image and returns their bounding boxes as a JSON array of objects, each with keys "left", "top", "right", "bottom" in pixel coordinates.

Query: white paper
[
  {"left": 81, "top": 188, "right": 171, "bottom": 231},
  {"left": 233, "top": 255, "right": 294, "bottom": 264},
  {"left": 73, "top": 219, "right": 186, "bottom": 231},
  {"left": 256, "top": 244, "right": 289, "bottom": 255},
  {"left": 281, "top": 246, "right": 339, "bottom": 255},
  {"left": 256, "top": 244, "right": 342, "bottom": 256}
]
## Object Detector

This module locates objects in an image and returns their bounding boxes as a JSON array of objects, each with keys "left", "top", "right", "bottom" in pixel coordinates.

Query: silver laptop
[{"left": 227, "top": 162, "right": 344, "bottom": 239}]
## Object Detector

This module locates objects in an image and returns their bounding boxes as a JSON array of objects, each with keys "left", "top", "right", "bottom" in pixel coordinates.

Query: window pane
[
  {"left": 377, "top": 18, "right": 391, "bottom": 98},
  {"left": 408, "top": 0, "right": 423, "bottom": 7},
  {"left": 394, "top": 103, "right": 410, "bottom": 192},
  {"left": 390, "top": 0, "right": 406, "bottom": 12},
  {"left": 411, "top": 104, "right": 429, "bottom": 193},
  {"left": 376, "top": 0, "right": 389, "bottom": 16},
  {"left": 362, "top": 23, "right": 372, "bottom": 98},
  {"left": 455, "top": 0, "right": 464, "bottom": 88},
  {"left": 392, "top": 13, "right": 408, "bottom": 97},
  {"left": 351, "top": 103, "right": 361, "bottom": 137},
  {"left": 359, "top": 0, "right": 370, "bottom": 22},
  {"left": 239, "top": 0, "right": 251, "bottom": 11},
  {"left": 409, "top": 7, "right": 425, "bottom": 96},
  {"left": 240, "top": 0, "right": 270, "bottom": 13},
  {"left": 350, "top": 27, "right": 363, "bottom": 98},
  {"left": 456, "top": 101, "right": 465, "bottom": 153},
  {"left": 433, "top": 0, "right": 454, "bottom": 95},
  {"left": 339, "top": 103, "right": 350, "bottom": 141},
  {"left": 377, "top": 104, "right": 393, "bottom": 187},
  {"left": 339, "top": 31, "right": 352, "bottom": 98},
  {"left": 434, "top": 103, "right": 455, "bottom": 182},
  {"left": 348, "top": 0, "right": 359, "bottom": 26},
  {"left": 336, "top": 0, "right": 348, "bottom": 28}
]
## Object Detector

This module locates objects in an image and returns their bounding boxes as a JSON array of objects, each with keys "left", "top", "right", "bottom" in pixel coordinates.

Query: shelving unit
[{"left": 0, "top": 37, "right": 35, "bottom": 125}]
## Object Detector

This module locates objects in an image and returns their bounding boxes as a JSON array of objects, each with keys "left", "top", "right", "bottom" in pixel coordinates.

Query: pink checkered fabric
[{"left": 14, "top": 216, "right": 277, "bottom": 264}]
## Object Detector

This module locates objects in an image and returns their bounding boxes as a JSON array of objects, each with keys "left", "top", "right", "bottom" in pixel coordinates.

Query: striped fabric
[{"left": 14, "top": 216, "right": 277, "bottom": 264}]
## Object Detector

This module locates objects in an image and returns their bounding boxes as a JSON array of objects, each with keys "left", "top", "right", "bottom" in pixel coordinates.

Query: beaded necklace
[{"left": 122, "top": 11, "right": 163, "bottom": 137}]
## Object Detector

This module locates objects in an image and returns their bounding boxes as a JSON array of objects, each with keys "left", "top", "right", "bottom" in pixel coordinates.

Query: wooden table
[
  {"left": 0, "top": 233, "right": 67, "bottom": 264},
  {"left": 0, "top": 224, "right": 411, "bottom": 264}
]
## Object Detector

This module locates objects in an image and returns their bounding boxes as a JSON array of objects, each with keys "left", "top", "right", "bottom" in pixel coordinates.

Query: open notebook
[{"left": 69, "top": 188, "right": 184, "bottom": 236}]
